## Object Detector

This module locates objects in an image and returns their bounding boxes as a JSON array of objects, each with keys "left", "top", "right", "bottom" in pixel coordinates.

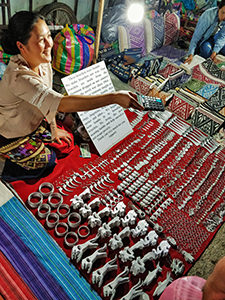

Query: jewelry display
[
  {"left": 55, "top": 222, "right": 69, "bottom": 237},
  {"left": 92, "top": 256, "right": 118, "bottom": 288},
  {"left": 81, "top": 244, "right": 107, "bottom": 274},
  {"left": 47, "top": 192, "right": 63, "bottom": 208},
  {"left": 68, "top": 212, "right": 81, "bottom": 228},
  {"left": 27, "top": 192, "right": 43, "bottom": 208},
  {"left": 37, "top": 203, "right": 51, "bottom": 218},
  {"left": 46, "top": 212, "right": 59, "bottom": 229},
  {"left": 39, "top": 182, "right": 54, "bottom": 197},
  {"left": 64, "top": 231, "right": 78, "bottom": 247},
  {"left": 77, "top": 225, "right": 90, "bottom": 238},
  {"left": 22, "top": 108, "right": 225, "bottom": 300},
  {"left": 57, "top": 203, "right": 70, "bottom": 218}
]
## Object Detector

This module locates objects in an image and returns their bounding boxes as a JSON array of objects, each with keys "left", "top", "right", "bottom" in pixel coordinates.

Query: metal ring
[
  {"left": 27, "top": 192, "right": 43, "bottom": 208},
  {"left": 39, "top": 182, "right": 54, "bottom": 197},
  {"left": 78, "top": 225, "right": 90, "bottom": 239},
  {"left": 55, "top": 222, "right": 69, "bottom": 237},
  {"left": 47, "top": 192, "right": 63, "bottom": 208},
  {"left": 46, "top": 212, "right": 59, "bottom": 229},
  {"left": 37, "top": 203, "right": 51, "bottom": 218},
  {"left": 68, "top": 212, "right": 81, "bottom": 228},
  {"left": 57, "top": 203, "right": 70, "bottom": 218},
  {"left": 64, "top": 232, "right": 78, "bottom": 247}
]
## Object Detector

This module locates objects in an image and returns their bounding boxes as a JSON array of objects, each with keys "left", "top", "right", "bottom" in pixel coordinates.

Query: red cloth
[
  {"left": 47, "top": 121, "right": 75, "bottom": 158},
  {"left": 0, "top": 251, "right": 37, "bottom": 300}
]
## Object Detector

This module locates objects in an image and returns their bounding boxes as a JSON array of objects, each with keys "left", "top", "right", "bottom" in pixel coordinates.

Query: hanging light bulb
[{"left": 127, "top": 1, "right": 145, "bottom": 23}]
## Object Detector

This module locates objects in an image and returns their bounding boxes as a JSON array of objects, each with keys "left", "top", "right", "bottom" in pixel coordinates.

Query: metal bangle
[
  {"left": 78, "top": 225, "right": 90, "bottom": 239},
  {"left": 37, "top": 203, "right": 51, "bottom": 218},
  {"left": 47, "top": 192, "right": 63, "bottom": 208},
  {"left": 55, "top": 222, "right": 69, "bottom": 237},
  {"left": 39, "top": 182, "right": 54, "bottom": 197},
  {"left": 57, "top": 203, "right": 70, "bottom": 218},
  {"left": 27, "top": 192, "right": 43, "bottom": 208},
  {"left": 64, "top": 232, "right": 78, "bottom": 247},
  {"left": 68, "top": 212, "right": 81, "bottom": 228},
  {"left": 46, "top": 212, "right": 59, "bottom": 229}
]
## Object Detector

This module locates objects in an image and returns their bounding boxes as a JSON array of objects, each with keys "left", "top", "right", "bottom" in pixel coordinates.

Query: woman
[
  {"left": 0, "top": 11, "right": 142, "bottom": 180},
  {"left": 185, "top": 0, "right": 225, "bottom": 64}
]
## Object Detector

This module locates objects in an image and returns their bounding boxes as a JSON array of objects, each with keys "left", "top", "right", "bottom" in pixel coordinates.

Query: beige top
[{"left": 0, "top": 54, "right": 63, "bottom": 139}]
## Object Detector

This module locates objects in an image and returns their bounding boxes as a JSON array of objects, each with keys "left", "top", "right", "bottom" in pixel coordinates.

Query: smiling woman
[{"left": 0, "top": 11, "right": 143, "bottom": 181}]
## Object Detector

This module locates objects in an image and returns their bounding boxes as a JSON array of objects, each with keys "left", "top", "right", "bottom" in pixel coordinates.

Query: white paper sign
[{"left": 62, "top": 61, "right": 133, "bottom": 155}]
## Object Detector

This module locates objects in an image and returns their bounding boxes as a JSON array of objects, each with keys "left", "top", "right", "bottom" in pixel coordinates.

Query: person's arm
[
  {"left": 188, "top": 9, "right": 217, "bottom": 57},
  {"left": 212, "top": 23, "right": 225, "bottom": 62},
  {"left": 50, "top": 118, "right": 72, "bottom": 145},
  {"left": 202, "top": 256, "right": 225, "bottom": 300},
  {"left": 57, "top": 90, "right": 143, "bottom": 113}
]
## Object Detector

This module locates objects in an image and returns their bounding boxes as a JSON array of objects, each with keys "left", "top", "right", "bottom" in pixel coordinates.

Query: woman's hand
[
  {"left": 210, "top": 52, "right": 221, "bottom": 64},
  {"left": 114, "top": 91, "right": 144, "bottom": 110},
  {"left": 184, "top": 54, "right": 193, "bottom": 64},
  {"left": 51, "top": 127, "right": 73, "bottom": 145}
]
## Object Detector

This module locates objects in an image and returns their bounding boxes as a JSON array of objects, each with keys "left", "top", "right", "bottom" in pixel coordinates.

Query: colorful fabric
[
  {"left": 0, "top": 217, "right": 71, "bottom": 300},
  {"left": 192, "top": 64, "right": 225, "bottom": 87},
  {"left": 118, "top": 24, "right": 146, "bottom": 55},
  {"left": 0, "top": 251, "right": 37, "bottom": 300},
  {"left": 52, "top": 24, "right": 95, "bottom": 75},
  {"left": 201, "top": 58, "right": 225, "bottom": 82},
  {"left": 0, "top": 121, "right": 74, "bottom": 171},
  {"left": 152, "top": 45, "right": 187, "bottom": 62},
  {"left": 182, "top": 78, "right": 206, "bottom": 92},
  {"left": 168, "top": 93, "right": 196, "bottom": 120},
  {"left": 151, "top": 15, "right": 165, "bottom": 50},
  {"left": 196, "top": 83, "right": 219, "bottom": 99},
  {"left": 0, "top": 124, "right": 53, "bottom": 170},
  {"left": 159, "top": 276, "right": 205, "bottom": 300},
  {"left": 0, "top": 45, "right": 12, "bottom": 64},
  {"left": 164, "top": 10, "right": 180, "bottom": 46},
  {"left": 0, "top": 197, "right": 101, "bottom": 300},
  {"left": 158, "top": 63, "right": 181, "bottom": 78},
  {"left": 207, "top": 87, "right": 225, "bottom": 112},
  {"left": 130, "top": 76, "right": 153, "bottom": 95},
  {"left": 192, "top": 103, "right": 225, "bottom": 135}
]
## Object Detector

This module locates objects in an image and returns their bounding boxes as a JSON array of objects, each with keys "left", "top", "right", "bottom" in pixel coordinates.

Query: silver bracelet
[
  {"left": 46, "top": 212, "right": 59, "bottom": 229},
  {"left": 37, "top": 203, "right": 51, "bottom": 218},
  {"left": 27, "top": 192, "right": 43, "bottom": 208},
  {"left": 78, "top": 225, "right": 90, "bottom": 239},
  {"left": 64, "top": 232, "right": 78, "bottom": 247},
  {"left": 68, "top": 212, "right": 81, "bottom": 228},
  {"left": 57, "top": 203, "right": 70, "bottom": 218},
  {"left": 47, "top": 192, "right": 63, "bottom": 208},
  {"left": 39, "top": 182, "right": 54, "bottom": 197},
  {"left": 55, "top": 222, "right": 69, "bottom": 237}
]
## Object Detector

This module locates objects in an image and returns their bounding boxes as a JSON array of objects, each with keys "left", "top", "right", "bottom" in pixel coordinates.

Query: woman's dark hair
[
  {"left": 218, "top": 0, "right": 225, "bottom": 9},
  {"left": 1, "top": 11, "right": 44, "bottom": 55}
]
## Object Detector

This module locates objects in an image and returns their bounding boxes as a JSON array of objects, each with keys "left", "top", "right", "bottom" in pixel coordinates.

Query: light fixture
[{"left": 127, "top": 1, "right": 145, "bottom": 23}]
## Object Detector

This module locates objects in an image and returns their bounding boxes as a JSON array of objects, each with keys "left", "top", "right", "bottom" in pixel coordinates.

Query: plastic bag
[
  {"left": 52, "top": 24, "right": 95, "bottom": 75},
  {"left": 102, "top": 4, "right": 127, "bottom": 43}
]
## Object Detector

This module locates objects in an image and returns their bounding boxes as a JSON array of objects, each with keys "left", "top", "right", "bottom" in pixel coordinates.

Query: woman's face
[
  {"left": 18, "top": 18, "right": 53, "bottom": 68},
  {"left": 218, "top": 6, "right": 225, "bottom": 22}
]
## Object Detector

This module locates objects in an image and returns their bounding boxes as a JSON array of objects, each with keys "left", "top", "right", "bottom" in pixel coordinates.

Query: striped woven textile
[
  {"left": 0, "top": 251, "right": 37, "bottom": 300},
  {"left": 0, "top": 197, "right": 101, "bottom": 300}
]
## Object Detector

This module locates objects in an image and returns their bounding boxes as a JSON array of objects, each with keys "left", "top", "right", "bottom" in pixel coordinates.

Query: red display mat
[{"left": 11, "top": 110, "right": 225, "bottom": 299}]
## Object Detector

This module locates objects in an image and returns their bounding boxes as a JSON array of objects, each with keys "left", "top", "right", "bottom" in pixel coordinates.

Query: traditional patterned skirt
[{"left": 0, "top": 120, "right": 74, "bottom": 171}]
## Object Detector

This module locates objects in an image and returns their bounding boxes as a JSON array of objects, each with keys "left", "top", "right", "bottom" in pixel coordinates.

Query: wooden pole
[{"left": 93, "top": 0, "right": 105, "bottom": 64}]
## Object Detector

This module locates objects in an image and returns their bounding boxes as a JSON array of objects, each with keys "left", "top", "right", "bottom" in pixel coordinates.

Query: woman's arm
[
  {"left": 202, "top": 256, "right": 225, "bottom": 300},
  {"left": 57, "top": 91, "right": 143, "bottom": 113}
]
